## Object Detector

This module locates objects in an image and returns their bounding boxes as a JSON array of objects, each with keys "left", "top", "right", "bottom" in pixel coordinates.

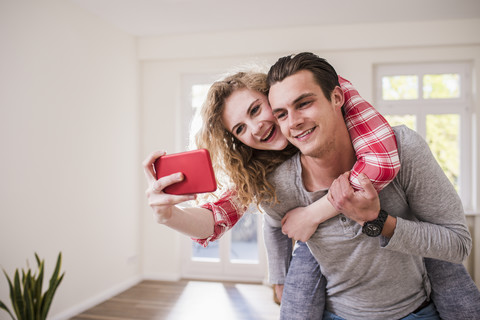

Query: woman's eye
[
  {"left": 250, "top": 105, "right": 260, "bottom": 115},
  {"left": 235, "top": 125, "right": 244, "bottom": 135}
]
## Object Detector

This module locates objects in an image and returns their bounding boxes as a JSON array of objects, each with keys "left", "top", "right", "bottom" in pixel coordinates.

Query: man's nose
[{"left": 288, "top": 110, "right": 303, "bottom": 129}]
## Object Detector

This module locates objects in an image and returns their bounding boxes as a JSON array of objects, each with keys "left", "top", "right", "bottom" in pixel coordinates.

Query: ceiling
[{"left": 69, "top": 0, "right": 480, "bottom": 37}]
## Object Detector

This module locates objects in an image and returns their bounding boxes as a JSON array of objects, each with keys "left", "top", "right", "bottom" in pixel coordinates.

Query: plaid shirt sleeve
[
  {"left": 192, "top": 190, "right": 246, "bottom": 247},
  {"left": 339, "top": 76, "right": 400, "bottom": 191}
]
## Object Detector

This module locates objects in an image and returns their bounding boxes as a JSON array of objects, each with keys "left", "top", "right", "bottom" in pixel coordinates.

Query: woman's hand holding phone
[{"left": 143, "top": 151, "right": 197, "bottom": 224}]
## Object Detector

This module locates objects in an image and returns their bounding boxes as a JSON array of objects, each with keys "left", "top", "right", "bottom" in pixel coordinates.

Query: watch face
[{"left": 364, "top": 223, "right": 382, "bottom": 237}]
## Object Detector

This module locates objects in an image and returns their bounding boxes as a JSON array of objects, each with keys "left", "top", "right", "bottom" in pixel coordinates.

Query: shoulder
[
  {"left": 268, "top": 152, "right": 300, "bottom": 187},
  {"left": 392, "top": 125, "right": 429, "bottom": 159}
]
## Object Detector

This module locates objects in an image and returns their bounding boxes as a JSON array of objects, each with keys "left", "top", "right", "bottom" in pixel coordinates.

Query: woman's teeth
[{"left": 261, "top": 126, "right": 274, "bottom": 142}]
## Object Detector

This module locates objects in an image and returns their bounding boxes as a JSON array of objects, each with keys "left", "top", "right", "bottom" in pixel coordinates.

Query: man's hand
[
  {"left": 327, "top": 172, "right": 380, "bottom": 225},
  {"left": 281, "top": 206, "right": 318, "bottom": 242}
]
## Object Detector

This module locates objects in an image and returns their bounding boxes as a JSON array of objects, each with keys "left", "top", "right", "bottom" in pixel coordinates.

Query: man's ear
[{"left": 332, "top": 86, "right": 345, "bottom": 108}]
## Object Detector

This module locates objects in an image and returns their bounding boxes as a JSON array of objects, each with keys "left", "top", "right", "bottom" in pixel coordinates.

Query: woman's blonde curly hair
[{"left": 195, "top": 71, "right": 297, "bottom": 208}]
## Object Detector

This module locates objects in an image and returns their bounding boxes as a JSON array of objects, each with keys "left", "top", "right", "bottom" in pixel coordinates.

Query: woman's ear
[{"left": 332, "top": 86, "right": 345, "bottom": 108}]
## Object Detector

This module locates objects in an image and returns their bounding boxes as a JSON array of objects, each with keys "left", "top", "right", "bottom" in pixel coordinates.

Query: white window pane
[
  {"left": 384, "top": 114, "right": 416, "bottom": 131},
  {"left": 426, "top": 114, "right": 460, "bottom": 191},
  {"left": 192, "top": 84, "right": 210, "bottom": 109},
  {"left": 230, "top": 213, "right": 259, "bottom": 263},
  {"left": 423, "top": 74, "right": 460, "bottom": 99},
  {"left": 382, "top": 75, "right": 418, "bottom": 100},
  {"left": 189, "top": 84, "right": 211, "bottom": 150}
]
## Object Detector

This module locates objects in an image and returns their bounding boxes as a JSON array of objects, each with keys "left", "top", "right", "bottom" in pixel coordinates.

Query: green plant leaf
[
  {"left": 0, "top": 299, "right": 16, "bottom": 320},
  {"left": 2, "top": 270, "right": 17, "bottom": 319},
  {"left": 40, "top": 252, "right": 64, "bottom": 320},
  {"left": 13, "top": 270, "right": 25, "bottom": 320},
  {"left": 35, "top": 260, "right": 45, "bottom": 319},
  {"left": 35, "top": 253, "right": 41, "bottom": 268},
  {"left": 23, "top": 275, "right": 34, "bottom": 320}
]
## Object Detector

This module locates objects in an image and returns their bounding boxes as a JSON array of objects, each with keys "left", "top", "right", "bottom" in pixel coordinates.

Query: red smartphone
[{"left": 154, "top": 149, "right": 217, "bottom": 195}]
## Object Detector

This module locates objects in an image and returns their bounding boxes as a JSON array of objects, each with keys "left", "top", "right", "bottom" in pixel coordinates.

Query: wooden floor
[{"left": 70, "top": 279, "right": 280, "bottom": 320}]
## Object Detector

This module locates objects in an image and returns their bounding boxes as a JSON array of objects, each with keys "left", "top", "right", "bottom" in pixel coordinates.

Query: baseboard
[
  {"left": 142, "top": 272, "right": 182, "bottom": 282},
  {"left": 50, "top": 275, "right": 143, "bottom": 320}
]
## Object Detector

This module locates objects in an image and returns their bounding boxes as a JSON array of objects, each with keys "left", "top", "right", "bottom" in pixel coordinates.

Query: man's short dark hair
[{"left": 267, "top": 52, "right": 340, "bottom": 102}]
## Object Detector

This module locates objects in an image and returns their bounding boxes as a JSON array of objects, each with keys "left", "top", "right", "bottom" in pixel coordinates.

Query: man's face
[{"left": 268, "top": 70, "right": 345, "bottom": 158}]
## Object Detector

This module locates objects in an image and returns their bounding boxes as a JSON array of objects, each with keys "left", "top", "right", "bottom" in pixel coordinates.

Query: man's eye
[
  {"left": 299, "top": 101, "right": 311, "bottom": 108},
  {"left": 275, "top": 112, "right": 287, "bottom": 120}
]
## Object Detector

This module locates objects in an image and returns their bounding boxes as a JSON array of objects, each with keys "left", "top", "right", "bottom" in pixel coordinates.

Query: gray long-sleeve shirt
[{"left": 262, "top": 125, "right": 471, "bottom": 320}]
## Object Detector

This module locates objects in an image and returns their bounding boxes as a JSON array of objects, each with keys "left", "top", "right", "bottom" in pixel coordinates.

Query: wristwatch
[{"left": 362, "top": 209, "right": 388, "bottom": 237}]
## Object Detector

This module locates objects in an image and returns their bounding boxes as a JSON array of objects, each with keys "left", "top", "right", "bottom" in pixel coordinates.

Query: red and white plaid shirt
[
  {"left": 339, "top": 76, "right": 400, "bottom": 191},
  {"left": 194, "top": 190, "right": 245, "bottom": 247},
  {"left": 193, "top": 76, "right": 400, "bottom": 246}
]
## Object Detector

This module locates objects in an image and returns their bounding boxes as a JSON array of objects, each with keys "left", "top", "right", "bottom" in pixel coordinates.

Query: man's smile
[{"left": 293, "top": 126, "right": 317, "bottom": 140}]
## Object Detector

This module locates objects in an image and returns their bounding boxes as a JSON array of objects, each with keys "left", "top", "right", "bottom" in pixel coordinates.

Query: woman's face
[{"left": 221, "top": 88, "right": 288, "bottom": 151}]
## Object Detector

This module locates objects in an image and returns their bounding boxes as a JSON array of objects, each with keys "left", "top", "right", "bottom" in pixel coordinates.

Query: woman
[{"left": 144, "top": 70, "right": 400, "bottom": 319}]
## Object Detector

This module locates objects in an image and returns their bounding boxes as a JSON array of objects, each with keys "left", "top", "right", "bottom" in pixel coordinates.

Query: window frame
[{"left": 374, "top": 62, "right": 474, "bottom": 211}]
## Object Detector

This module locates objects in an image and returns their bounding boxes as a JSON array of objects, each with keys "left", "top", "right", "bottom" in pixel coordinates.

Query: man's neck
[{"left": 300, "top": 141, "right": 356, "bottom": 192}]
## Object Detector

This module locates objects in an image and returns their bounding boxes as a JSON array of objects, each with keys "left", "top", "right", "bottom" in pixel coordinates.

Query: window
[
  {"left": 179, "top": 75, "right": 267, "bottom": 281},
  {"left": 375, "top": 62, "right": 473, "bottom": 210}
]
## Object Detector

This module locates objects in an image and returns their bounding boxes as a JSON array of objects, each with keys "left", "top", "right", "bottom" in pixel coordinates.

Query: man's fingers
[{"left": 358, "top": 174, "right": 377, "bottom": 199}]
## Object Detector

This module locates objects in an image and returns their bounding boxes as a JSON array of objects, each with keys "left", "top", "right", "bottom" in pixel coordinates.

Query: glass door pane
[
  {"left": 230, "top": 212, "right": 259, "bottom": 263},
  {"left": 192, "top": 241, "right": 219, "bottom": 262}
]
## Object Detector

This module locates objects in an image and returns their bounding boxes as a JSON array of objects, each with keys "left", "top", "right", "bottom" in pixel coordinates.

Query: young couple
[{"left": 143, "top": 52, "right": 480, "bottom": 319}]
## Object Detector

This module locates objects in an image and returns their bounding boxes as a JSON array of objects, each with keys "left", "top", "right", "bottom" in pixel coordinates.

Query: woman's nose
[{"left": 253, "top": 121, "right": 264, "bottom": 135}]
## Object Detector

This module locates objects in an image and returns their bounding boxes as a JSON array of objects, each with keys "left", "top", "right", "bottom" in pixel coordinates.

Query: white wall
[
  {"left": 0, "top": 1, "right": 140, "bottom": 319},
  {"left": 139, "top": 20, "right": 480, "bottom": 283}
]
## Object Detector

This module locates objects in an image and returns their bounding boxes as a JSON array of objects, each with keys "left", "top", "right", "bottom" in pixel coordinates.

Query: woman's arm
[
  {"left": 340, "top": 76, "right": 400, "bottom": 191},
  {"left": 143, "top": 150, "right": 244, "bottom": 245},
  {"left": 144, "top": 150, "right": 214, "bottom": 238}
]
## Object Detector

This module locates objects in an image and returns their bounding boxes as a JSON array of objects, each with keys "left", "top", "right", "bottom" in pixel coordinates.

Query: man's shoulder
[
  {"left": 392, "top": 125, "right": 428, "bottom": 156},
  {"left": 392, "top": 124, "right": 416, "bottom": 141}
]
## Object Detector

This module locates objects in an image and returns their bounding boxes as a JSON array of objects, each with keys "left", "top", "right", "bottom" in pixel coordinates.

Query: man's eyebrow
[
  {"left": 272, "top": 93, "right": 316, "bottom": 113},
  {"left": 231, "top": 98, "right": 260, "bottom": 133},
  {"left": 293, "top": 92, "right": 316, "bottom": 104}
]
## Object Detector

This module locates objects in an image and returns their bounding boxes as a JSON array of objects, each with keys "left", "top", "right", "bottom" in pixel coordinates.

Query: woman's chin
[{"left": 262, "top": 139, "right": 289, "bottom": 151}]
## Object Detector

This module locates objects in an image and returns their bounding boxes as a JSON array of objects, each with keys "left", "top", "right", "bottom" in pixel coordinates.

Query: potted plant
[{"left": 0, "top": 252, "right": 65, "bottom": 320}]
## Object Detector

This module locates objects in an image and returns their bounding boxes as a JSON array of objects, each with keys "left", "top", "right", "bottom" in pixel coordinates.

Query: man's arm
[
  {"left": 382, "top": 128, "right": 471, "bottom": 262},
  {"left": 263, "top": 211, "right": 293, "bottom": 285},
  {"left": 328, "top": 126, "right": 471, "bottom": 263}
]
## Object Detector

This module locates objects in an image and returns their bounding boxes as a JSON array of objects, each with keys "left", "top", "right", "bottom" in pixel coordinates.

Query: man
[{"left": 262, "top": 52, "right": 478, "bottom": 319}]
